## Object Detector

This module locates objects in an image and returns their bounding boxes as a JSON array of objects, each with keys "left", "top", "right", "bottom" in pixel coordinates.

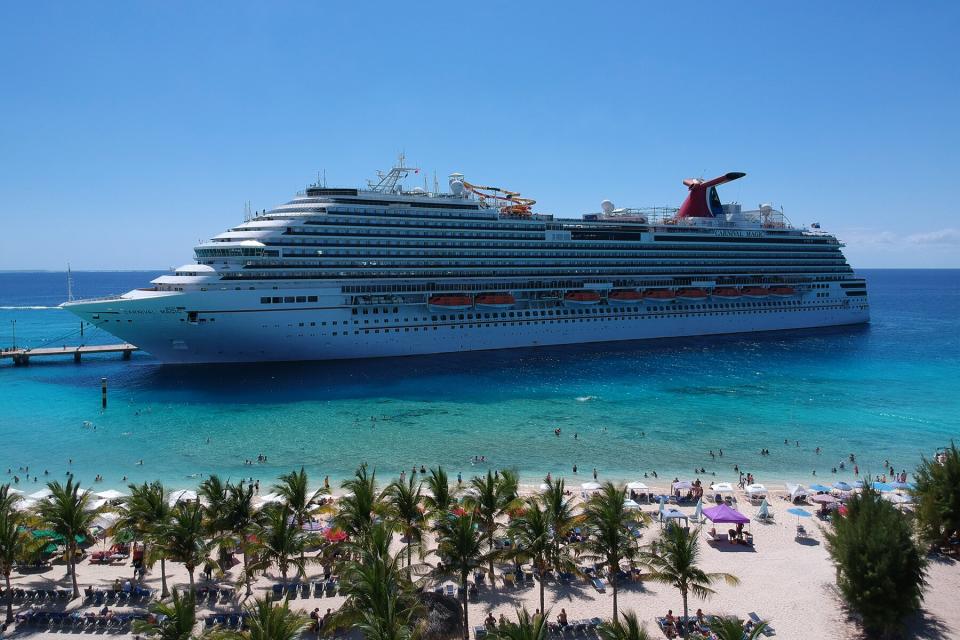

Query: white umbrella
[
  {"left": 28, "top": 488, "right": 53, "bottom": 500},
  {"left": 580, "top": 482, "right": 602, "bottom": 492},
  {"left": 626, "top": 481, "right": 649, "bottom": 490},
  {"left": 168, "top": 489, "right": 198, "bottom": 506},
  {"left": 745, "top": 484, "right": 767, "bottom": 496},
  {"left": 538, "top": 483, "right": 551, "bottom": 493},
  {"left": 87, "top": 498, "right": 108, "bottom": 510},
  {"left": 757, "top": 499, "right": 771, "bottom": 520},
  {"left": 785, "top": 483, "right": 808, "bottom": 501},
  {"left": 92, "top": 512, "right": 120, "bottom": 530},
  {"left": 95, "top": 489, "right": 128, "bottom": 501},
  {"left": 710, "top": 482, "right": 734, "bottom": 494},
  {"left": 693, "top": 498, "right": 703, "bottom": 521}
]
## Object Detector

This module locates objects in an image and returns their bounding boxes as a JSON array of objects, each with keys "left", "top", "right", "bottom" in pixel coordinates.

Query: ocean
[{"left": 0, "top": 269, "right": 957, "bottom": 492}]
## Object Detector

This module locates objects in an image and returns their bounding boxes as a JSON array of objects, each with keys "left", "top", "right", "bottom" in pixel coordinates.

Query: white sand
[{"left": 7, "top": 488, "right": 959, "bottom": 639}]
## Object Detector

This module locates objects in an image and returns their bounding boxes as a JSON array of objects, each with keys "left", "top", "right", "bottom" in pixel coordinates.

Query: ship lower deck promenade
[{"left": 0, "top": 343, "right": 138, "bottom": 366}]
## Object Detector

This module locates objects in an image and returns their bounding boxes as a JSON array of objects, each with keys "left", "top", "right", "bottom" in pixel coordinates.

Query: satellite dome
[
  {"left": 601, "top": 200, "right": 615, "bottom": 214},
  {"left": 449, "top": 175, "right": 466, "bottom": 196},
  {"left": 410, "top": 187, "right": 426, "bottom": 194}
]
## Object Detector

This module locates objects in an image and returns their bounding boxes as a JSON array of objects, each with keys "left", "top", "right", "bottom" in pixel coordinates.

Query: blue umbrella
[
  {"left": 832, "top": 481, "right": 853, "bottom": 492},
  {"left": 852, "top": 480, "right": 865, "bottom": 489},
  {"left": 872, "top": 482, "right": 894, "bottom": 492},
  {"left": 810, "top": 483, "right": 832, "bottom": 493},
  {"left": 890, "top": 481, "right": 914, "bottom": 491},
  {"left": 787, "top": 507, "right": 812, "bottom": 518}
]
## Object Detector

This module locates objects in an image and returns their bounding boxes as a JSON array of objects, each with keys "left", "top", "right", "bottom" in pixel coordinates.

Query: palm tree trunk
[
  {"left": 160, "top": 558, "right": 169, "bottom": 598},
  {"left": 461, "top": 571, "right": 469, "bottom": 640},
  {"left": 612, "top": 578, "right": 618, "bottom": 620},
  {"left": 681, "top": 588, "right": 689, "bottom": 639},
  {"left": 539, "top": 565, "right": 545, "bottom": 614},
  {"left": 188, "top": 567, "right": 195, "bottom": 593},
  {"left": 69, "top": 544, "right": 80, "bottom": 598},
  {"left": 5, "top": 572, "right": 13, "bottom": 624},
  {"left": 242, "top": 548, "right": 251, "bottom": 596},
  {"left": 487, "top": 529, "right": 495, "bottom": 583}
]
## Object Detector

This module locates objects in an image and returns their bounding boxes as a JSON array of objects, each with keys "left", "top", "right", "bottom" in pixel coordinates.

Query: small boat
[
  {"left": 741, "top": 287, "right": 770, "bottom": 299},
  {"left": 676, "top": 288, "right": 708, "bottom": 301},
  {"left": 475, "top": 293, "right": 516, "bottom": 309},
  {"left": 768, "top": 286, "right": 796, "bottom": 298},
  {"left": 607, "top": 290, "right": 643, "bottom": 304},
  {"left": 564, "top": 291, "right": 602, "bottom": 305},
  {"left": 428, "top": 295, "right": 473, "bottom": 310},
  {"left": 643, "top": 289, "right": 676, "bottom": 303},
  {"left": 711, "top": 287, "right": 742, "bottom": 300}
]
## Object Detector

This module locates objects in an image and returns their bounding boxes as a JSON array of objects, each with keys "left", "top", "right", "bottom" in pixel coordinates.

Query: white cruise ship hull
[{"left": 65, "top": 288, "right": 869, "bottom": 364}]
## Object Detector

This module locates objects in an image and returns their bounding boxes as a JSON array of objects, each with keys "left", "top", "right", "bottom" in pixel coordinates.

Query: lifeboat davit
[
  {"left": 428, "top": 295, "right": 473, "bottom": 310},
  {"left": 711, "top": 287, "right": 742, "bottom": 300},
  {"left": 741, "top": 287, "right": 770, "bottom": 299},
  {"left": 564, "top": 291, "right": 602, "bottom": 305},
  {"left": 768, "top": 286, "right": 796, "bottom": 298},
  {"left": 475, "top": 293, "right": 516, "bottom": 309},
  {"left": 643, "top": 289, "right": 676, "bottom": 303},
  {"left": 608, "top": 290, "right": 643, "bottom": 304},
  {"left": 676, "top": 288, "right": 709, "bottom": 301}
]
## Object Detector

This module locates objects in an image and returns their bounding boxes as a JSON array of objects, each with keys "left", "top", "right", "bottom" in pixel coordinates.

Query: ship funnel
[{"left": 677, "top": 172, "right": 746, "bottom": 219}]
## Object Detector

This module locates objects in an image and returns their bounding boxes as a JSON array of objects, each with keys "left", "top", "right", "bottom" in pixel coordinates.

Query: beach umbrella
[
  {"left": 323, "top": 528, "right": 347, "bottom": 543},
  {"left": 580, "top": 482, "right": 602, "bottom": 492},
  {"left": 890, "top": 481, "right": 914, "bottom": 491},
  {"left": 811, "top": 494, "right": 837, "bottom": 504},
  {"left": 809, "top": 483, "right": 832, "bottom": 493},
  {"left": 757, "top": 499, "right": 770, "bottom": 520},
  {"left": 168, "top": 489, "right": 198, "bottom": 506},
  {"left": 872, "top": 482, "right": 894, "bottom": 492},
  {"left": 623, "top": 499, "right": 640, "bottom": 511},
  {"left": 658, "top": 495, "right": 665, "bottom": 518},
  {"left": 672, "top": 480, "right": 693, "bottom": 491},
  {"left": 693, "top": 498, "right": 703, "bottom": 522},
  {"left": 710, "top": 482, "right": 734, "bottom": 494},
  {"left": 538, "top": 483, "right": 550, "bottom": 493},
  {"left": 28, "top": 488, "right": 53, "bottom": 500},
  {"left": 832, "top": 481, "right": 853, "bottom": 492},
  {"left": 786, "top": 507, "right": 812, "bottom": 525},
  {"left": 94, "top": 489, "right": 128, "bottom": 501}
]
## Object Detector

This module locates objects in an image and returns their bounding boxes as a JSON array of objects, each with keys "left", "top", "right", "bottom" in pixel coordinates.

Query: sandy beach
[{"left": 4, "top": 482, "right": 958, "bottom": 640}]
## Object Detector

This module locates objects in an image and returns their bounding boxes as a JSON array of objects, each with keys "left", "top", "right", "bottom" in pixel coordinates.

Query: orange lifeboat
[
  {"left": 741, "top": 287, "right": 770, "bottom": 299},
  {"left": 428, "top": 295, "right": 473, "bottom": 310},
  {"left": 711, "top": 287, "right": 741, "bottom": 300},
  {"left": 608, "top": 290, "right": 643, "bottom": 304},
  {"left": 643, "top": 289, "right": 676, "bottom": 303},
  {"left": 769, "top": 286, "right": 796, "bottom": 298},
  {"left": 676, "top": 288, "right": 709, "bottom": 301},
  {"left": 475, "top": 293, "right": 516, "bottom": 309},
  {"left": 564, "top": 290, "right": 601, "bottom": 305}
]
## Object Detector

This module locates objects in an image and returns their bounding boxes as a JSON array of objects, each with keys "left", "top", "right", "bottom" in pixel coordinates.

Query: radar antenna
[{"left": 368, "top": 152, "right": 420, "bottom": 193}]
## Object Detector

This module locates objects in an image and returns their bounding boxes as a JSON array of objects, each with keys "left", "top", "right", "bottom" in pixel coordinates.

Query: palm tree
[
  {"left": 213, "top": 597, "right": 307, "bottom": 640},
  {"left": 422, "top": 466, "right": 456, "bottom": 527},
  {"left": 464, "top": 469, "right": 518, "bottom": 583},
  {"left": 336, "top": 464, "right": 383, "bottom": 542},
  {"left": 222, "top": 481, "right": 262, "bottom": 596},
  {"left": 384, "top": 474, "right": 425, "bottom": 571},
  {"left": 273, "top": 467, "right": 323, "bottom": 564},
  {"left": 36, "top": 478, "right": 97, "bottom": 598},
  {"left": 334, "top": 523, "right": 422, "bottom": 640},
  {"left": 596, "top": 611, "right": 653, "bottom": 640},
  {"left": 434, "top": 513, "right": 486, "bottom": 640},
  {"left": 251, "top": 504, "right": 308, "bottom": 584},
  {"left": 645, "top": 525, "right": 739, "bottom": 638},
  {"left": 161, "top": 501, "right": 210, "bottom": 592},
  {"left": 121, "top": 481, "right": 173, "bottom": 596},
  {"left": 0, "top": 504, "right": 40, "bottom": 623},
  {"left": 199, "top": 475, "right": 230, "bottom": 534},
  {"left": 133, "top": 589, "right": 198, "bottom": 640},
  {"left": 708, "top": 616, "right": 767, "bottom": 640},
  {"left": 507, "top": 497, "right": 551, "bottom": 614},
  {"left": 542, "top": 478, "right": 578, "bottom": 578},
  {"left": 0, "top": 485, "right": 21, "bottom": 514},
  {"left": 580, "top": 482, "right": 642, "bottom": 620},
  {"left": 488, "top": 608, "right": 549, "bottom": 640}
]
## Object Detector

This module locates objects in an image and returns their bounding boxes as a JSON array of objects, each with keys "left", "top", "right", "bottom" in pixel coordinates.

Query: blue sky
[{"left": 1, "top": 2, "right": 958, "bottom": 269}]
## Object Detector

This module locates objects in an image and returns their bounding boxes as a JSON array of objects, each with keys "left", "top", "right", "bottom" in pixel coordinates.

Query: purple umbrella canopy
[{"left": 702, "top": 504, "right": 750, "bottom": 524}]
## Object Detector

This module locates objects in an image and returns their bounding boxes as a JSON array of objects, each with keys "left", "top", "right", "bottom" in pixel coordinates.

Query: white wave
[
  {"left": 0, "top": 305, "right": 63, "bottom": 310},
  {"left": 575, "top": 395, "right": 597, "bottom": 402}
]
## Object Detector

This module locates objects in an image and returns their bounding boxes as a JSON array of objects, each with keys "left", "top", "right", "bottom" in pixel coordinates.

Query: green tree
[
  {"left": 335, "top": 464, "right": 383, "bottom": 542},
  {"left": 824, "top": 485, "right": 927, "bottom": 638},
  {"left": 507, "top": 497, "right": 551, "bottom": 614},
  {"left": 434, "top": 513, "right": 486, "bottom": 640},
  {"left": 913, "top": 442, "right": 960, "bottom": 548},
  {"left": 0, "top": 501, "right": 41, "bottom": 623},
  {"left": 121, "top": 481, "right": 173, "bottom": 597},
  {"left": 36, "top": 478, "right": 97, "bottom": 598},
  {"left": 580, "top": 482, "right": 643, "bottom": 620},
  {"left": 251, "top": 504, "right": 308, "bottom": 584},
  {"left": 422, "top": 466, "right": 456, "bottom": 527},
  {"left": 596, "top": 611, "right": 653, "bottom": 640},
  {"left": 273, "top": 467, "right": 324, "bottom": 565},
  {"left": 212, "top": 597, "right": 307, "bottom": 640},
  {"left": 488, "top": 608, "right": 549, "bottom": 640},
  {"left": 334, "top": 523, "right": 422, "bottom": 640},
  {"left": 222, "top": 481, "right": 262, "bottom": 596},
  {"left": 199, "top": 475, "right": 230, "bottom": 536},
  {"left": 0, "top": 485, "right": 21, "bottom": 515},
  {"left": 645, "top": 525, "right": 739, "bottom": 639},
  {"left": 133, "top": 589, "right": 198, "bottom": 640},
  {"left": 162, "top": 501, "right": 211, "bottom": 592},
  {"left": 384, "top": 474, "right": 425, "bottom": 571},
  {"left": 707, "top": 616, "right": 767, "bottom": 640},
  {"left": 464, "top": 469, "right": 517, "bottom": 583}
]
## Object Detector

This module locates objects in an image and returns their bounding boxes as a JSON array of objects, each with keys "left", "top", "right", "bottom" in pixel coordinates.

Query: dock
[{"left": 0, "top": 344, "right": 139, "bottom": 366}]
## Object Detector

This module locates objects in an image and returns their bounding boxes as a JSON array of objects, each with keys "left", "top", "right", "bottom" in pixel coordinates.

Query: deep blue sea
[{"left": 0, "top": 270, "right": 957, "bottom": 492}]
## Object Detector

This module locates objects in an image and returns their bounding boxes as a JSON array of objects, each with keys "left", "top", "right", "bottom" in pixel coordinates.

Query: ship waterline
[{"left": 63, "top": 163, "right": 869, "bottom": 363}]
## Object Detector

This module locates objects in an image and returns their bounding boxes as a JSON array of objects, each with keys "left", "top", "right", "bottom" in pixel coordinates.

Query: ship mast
[{"left": 368, "top": 153, "right": 419, "bottom": 194}]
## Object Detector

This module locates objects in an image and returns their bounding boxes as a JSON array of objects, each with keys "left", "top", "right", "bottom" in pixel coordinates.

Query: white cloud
[{"left": 906, "top": 228, "right": 960, "bottom": 245}]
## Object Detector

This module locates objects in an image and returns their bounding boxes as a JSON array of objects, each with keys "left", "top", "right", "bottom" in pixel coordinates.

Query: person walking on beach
[{"left": 592, "top": 468, "right": 597, "bottom": 480}]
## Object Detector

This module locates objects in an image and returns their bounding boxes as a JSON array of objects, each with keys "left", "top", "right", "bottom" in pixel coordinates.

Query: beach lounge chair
[
  {"left": 474, "top": 626, "right": 487, "bottom": 639},
  {"left": 445, "top": 584, "right": 455, "bottom": 598},
  {"left": 503, "top": 573, "right": 516, "bottom": 587},
  {"left": 748, "top": 612, "right": 775, "bottom": 636},
  {"left": 591, "top": 577, "right": 606, "bottom": 593},
  {"left": 272, "top": 583, "right": 284, "bottom": 599}
]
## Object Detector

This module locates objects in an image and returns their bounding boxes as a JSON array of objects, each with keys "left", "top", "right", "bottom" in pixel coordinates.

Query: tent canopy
[
  {"left": 745, "top": 484, "right": 767, "bottom": 495},
  {"left": 702, "top": 504, "right": 750, "bottom": 524}
]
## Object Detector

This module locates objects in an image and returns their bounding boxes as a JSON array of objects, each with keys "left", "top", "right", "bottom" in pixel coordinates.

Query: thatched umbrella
[{"left": 417, "top": 591, "right": 463, "bottom": 640}]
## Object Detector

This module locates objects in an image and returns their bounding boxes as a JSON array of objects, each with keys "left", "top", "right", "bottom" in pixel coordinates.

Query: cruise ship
[{"left": 63, "top": 161, "right": 870, "bottom": 364}]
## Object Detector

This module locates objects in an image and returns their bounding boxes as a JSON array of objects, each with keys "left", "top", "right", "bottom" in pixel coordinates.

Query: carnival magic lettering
[{"left": 714, "top": 229, "right": 765, "bottom": 238}]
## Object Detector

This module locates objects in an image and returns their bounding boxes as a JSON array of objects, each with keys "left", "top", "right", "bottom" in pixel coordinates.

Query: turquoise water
[{"left": 0, "top": 270, "right": 957, "bottom": 491}]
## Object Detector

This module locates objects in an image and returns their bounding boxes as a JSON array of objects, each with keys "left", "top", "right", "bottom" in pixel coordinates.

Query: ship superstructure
[{"left": 63, "top": 162, "right": 869, "bottom": 363}]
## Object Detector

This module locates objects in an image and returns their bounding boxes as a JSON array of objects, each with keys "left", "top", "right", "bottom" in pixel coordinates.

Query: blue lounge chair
[
  {"left": 591, "top": 577, "right": 606, "bottom": 592},
  {"left": 748, "top": 612, "right": 775, "bottom": 636}
]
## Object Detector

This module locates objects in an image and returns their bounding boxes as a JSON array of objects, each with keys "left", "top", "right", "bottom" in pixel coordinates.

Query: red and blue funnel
[{"left": 677, "top": 172, "right": 746, "bottom": 219}]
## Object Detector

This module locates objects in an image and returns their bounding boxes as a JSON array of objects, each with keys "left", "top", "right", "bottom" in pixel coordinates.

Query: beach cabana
[
  {"left": 711, "top": 482, "right": 735, "bottom": 494},
  {"left": 672, "top": 480, "right": 693, "bottom": 491},
  {"left": 659, "top": 508, "right": 689, "bottom": 530},
  {"left": 28, "top": 488, "right": 53, "bottom": 500},
  {"left": 623, "top": 499, "right": 640, "bottom": 511},
  {"left": 626, "top": 481, "right": 648, "bottom": 490},
  {"left": 168, "top": 489, "right": 198, "bottom": 506},
  {"left": 785, "top": 483, "right": 809, "bottom": 502},
  {"left": 95, "top": 489, "right": 128, "bottom": 501},
  {"left": 580, "top": 482, "right": 602, "bottom": 497},
  {"left": 702, "top": 504, "right": 749, "bottom": 525}
]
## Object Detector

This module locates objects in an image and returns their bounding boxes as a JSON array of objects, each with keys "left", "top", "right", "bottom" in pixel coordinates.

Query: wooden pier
[{"left": 0, "top": 344, "right": 139, "bottom": 366}]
